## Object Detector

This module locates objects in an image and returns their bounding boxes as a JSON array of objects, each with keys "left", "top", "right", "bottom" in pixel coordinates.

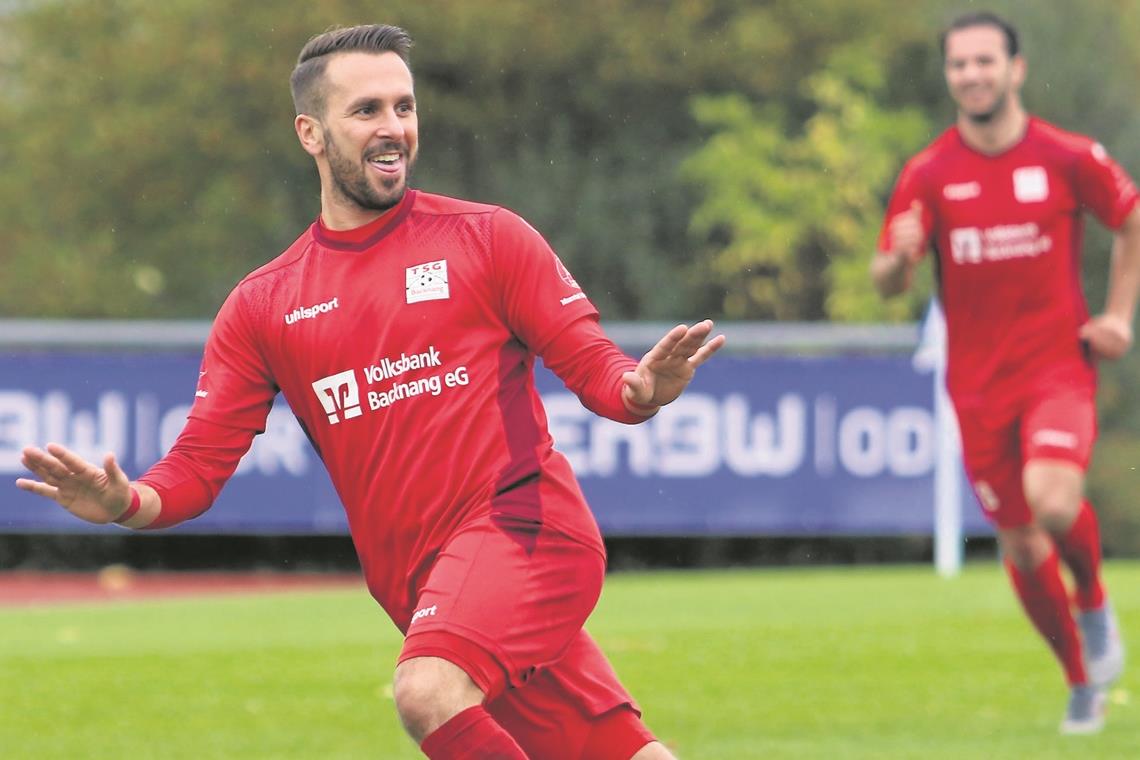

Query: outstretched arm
[
  {"left": 1081, "top": 206, "right": 1140, "bottom": 360},
  {"left": 17, "top": 417, "right": 257, "bottom": 530},
  {"left": 18, "top": 444, "right": 161, "bottom": 529},
  {"left": 621, "top": 320, "right": 726, "bottom": 417}
]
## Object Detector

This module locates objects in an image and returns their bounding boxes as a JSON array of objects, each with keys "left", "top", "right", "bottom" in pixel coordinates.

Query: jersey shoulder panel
[
  {"left": 226, "top": 227, "right": 316, "bottom": 327},
  {"left": 900, "top": 127, "right": 961, "bottom": 182},
  {"left": 1028, "top": 117, "right": 1097, "bottom": 161},
  {"left": 410, "top": 190, "right": 502, "bottom": 219}
]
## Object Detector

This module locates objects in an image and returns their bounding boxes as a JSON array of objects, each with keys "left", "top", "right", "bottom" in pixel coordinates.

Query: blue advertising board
[{"left": 0, "top": 350, "right": 989, "bottom": 536}]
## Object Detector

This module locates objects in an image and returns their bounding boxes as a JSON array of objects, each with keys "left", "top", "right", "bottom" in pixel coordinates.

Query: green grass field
[{"left": 2, "top": 562, "right": 1137, "bottom": 759}]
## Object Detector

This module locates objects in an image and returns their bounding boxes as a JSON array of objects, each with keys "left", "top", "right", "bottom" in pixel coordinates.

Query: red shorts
[
  {"left": 399, "top": 513, "right": 655, "bottom": 758},
  {"left": 956, "top": 384, "right": 1096, "bottom": 529}
]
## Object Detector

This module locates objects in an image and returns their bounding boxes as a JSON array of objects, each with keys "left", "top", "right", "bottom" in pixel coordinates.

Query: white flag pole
[{"left": 913, "top": 299, "right": 963, "bottom": 577}]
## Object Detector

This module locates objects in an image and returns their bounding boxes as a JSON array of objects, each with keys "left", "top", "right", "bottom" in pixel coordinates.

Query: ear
[
  {"left": 1010, "top": 55, "right": 1027, "bottom": 89},
  {"left": 295, "top": 114, "right": 325, "bottom": 157}
]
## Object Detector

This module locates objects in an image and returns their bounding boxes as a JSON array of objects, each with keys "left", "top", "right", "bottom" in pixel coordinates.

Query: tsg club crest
[
  {"left": 406, "top": 259, "right": 450, "bottom": 304},
  {"left": 1012, "top": 166, "right": 1049, "bottom": 203}
]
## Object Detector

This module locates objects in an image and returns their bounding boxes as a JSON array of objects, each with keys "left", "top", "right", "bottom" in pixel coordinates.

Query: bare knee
[
  {"left": 1023, "top": 460, "right": 1083, "bottom": 534},
  {"left": 392, "top": 656, "right": 484, "bottom": 743},
  {"left": 998, "top": 524, "right": 1053, "bottom": 571}
]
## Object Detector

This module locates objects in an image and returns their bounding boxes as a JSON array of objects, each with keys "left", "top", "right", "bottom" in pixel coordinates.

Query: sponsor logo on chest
[
  {"left": 309, "top": 345, "right": 472, "bottom": 426},
  {"left": 406, "top": 259, "right": 449, "bottom": 304},
  {"left": 948, "top": 223, "right": 1052, "bottom": 265}
]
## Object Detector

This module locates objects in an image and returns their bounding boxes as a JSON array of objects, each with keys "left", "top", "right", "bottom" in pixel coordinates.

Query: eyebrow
[{"left": 342, "top": 93, "right": 416, "bottom": 113}]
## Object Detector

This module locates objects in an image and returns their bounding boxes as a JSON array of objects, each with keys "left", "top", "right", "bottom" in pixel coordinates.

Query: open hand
[
  {"left": 16, "top": 443, "right": 132, "bottom": 524},
  {"left": 622, "top": 320, "right": 726, "bottom": 414}
]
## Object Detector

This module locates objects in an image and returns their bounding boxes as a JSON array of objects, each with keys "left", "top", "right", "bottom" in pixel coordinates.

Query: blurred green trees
[{"left": 5, "top": 0, "right": 1137, "bottom": 321}]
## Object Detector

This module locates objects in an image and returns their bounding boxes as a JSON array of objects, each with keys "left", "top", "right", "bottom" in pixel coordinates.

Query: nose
[{"left": 373, "top": 107, "right": 405, "bottom": 141}]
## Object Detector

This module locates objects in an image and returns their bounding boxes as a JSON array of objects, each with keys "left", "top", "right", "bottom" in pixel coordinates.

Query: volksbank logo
[
  {"left": 285, "top": 297, "right": 339, "bottom": 325},
  {"left": 311, "top": 370, "right": 362, "bottom": 424}
]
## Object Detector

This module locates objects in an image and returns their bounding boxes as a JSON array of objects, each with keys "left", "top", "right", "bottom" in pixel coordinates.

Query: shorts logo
[
  {"left": 1031, "top": 429, "right": 1078, "bottom": 450},
  {"left": 943, "top": 181, "right": 981, "bottom": 201},
  {"left": 406, "top": 260, "right": 449, "bottom": 304},
  {"left": 974, "top": 480, "right": 1001, "bottom": 512},
  {"left": 410, "top": 605, "right": 438, "bottom": 624},
  {"left": 311, "top": 370, "right": 363, "bottom": 424},
  {"left": 1013, "top": 166, "right": 1049, "bottom": 203}
]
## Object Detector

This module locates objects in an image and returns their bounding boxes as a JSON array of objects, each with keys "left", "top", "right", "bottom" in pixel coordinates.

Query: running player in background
[
  {"left": 17, "top": 24, "right": 724, "bottom": 759},
  {"left": 872, "top": 10, "right": 1140, "bottom": 734}
]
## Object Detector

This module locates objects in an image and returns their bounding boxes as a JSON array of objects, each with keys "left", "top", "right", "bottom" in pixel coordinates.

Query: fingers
[
  {"left": 650, "top": 320, "right": 719, "bottom": 361},
  {"left": 45, "top": 442, "right": 96, "bottom": 476},
  {"left": 1079, "top": 316, "right": 1133, "bottom": 360},
  {"left": 21, "top": 445, "right": 73, "bottom": 484},
  {"left": 103, "top": 452, "right": 129, "bottom": 487},
  {"left": 669, "top": 320, "right": 713, "bottom": 358},
  {"left": 889, "top": 200, "right": 925, "bottom": 262},
  {"left": 642, "top": 323, "right": 692, "bottom": 362},
  {"left": 688, "top": 333, "right": 726, "bottom": 368},
  {"left": 15, "top": 478, "right": 61, "bottom": 501}
]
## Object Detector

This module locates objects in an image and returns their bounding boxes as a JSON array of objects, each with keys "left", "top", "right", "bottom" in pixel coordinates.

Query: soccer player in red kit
[
  {"left": 16, "top": 25, "right": 724, "bottom": 759},
  {"left": 873, "top": 11, "right": 1140, "bottom": 733}
]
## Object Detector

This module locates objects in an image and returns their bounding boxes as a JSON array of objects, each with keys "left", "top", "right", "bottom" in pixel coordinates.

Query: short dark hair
[
  {"left": 290, "top": 24, "right": 414, "bottom": 117},
  {"left": 939, "top": 11, "right": 1019, "bottom": 59}
]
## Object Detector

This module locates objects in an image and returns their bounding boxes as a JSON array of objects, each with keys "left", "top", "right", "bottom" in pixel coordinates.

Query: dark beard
[
  {"left": 326, "top": 132, "right": 413, "bottom": 212},
  {"left": 963, "top": 91, "right": 1008, "bottom": 125}
]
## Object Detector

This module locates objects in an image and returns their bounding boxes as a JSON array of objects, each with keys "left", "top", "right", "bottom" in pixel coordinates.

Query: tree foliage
[
  {"left": 0, "top": 0, "right": 923, "bottom": 320},
  {"left": 1, "top": 0, "right": 1138, "bottom": 325},
  {"left": 682, "top": 46, "right": 932, "bottom": 320}
]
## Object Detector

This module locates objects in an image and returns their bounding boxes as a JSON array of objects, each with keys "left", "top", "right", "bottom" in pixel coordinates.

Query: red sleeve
[
  {"left": 1072, "top": 141, "right": 1140, "bottom": 230},
  {"left": 876, "top": 158, "right": 934, "bottom": 257},
  {"left": 490, "top": 208, "right": 599, "bottom": 354},
  {"left": 137, "top": 416, "right": 257, "bottom": 529},
  {"left": 540, "top": 316, "right": 645, "bottom": 424},
  {"left": 188, "top": 285, "right": 278, "bottom": 432}
]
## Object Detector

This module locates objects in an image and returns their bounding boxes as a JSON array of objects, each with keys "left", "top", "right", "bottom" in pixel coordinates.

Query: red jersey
[
  {"left": 879, "top": 117, "right": 1139, "bottom": 403},
  {"left": 178, "top": 190, "right": 631, "bottom": 626}
]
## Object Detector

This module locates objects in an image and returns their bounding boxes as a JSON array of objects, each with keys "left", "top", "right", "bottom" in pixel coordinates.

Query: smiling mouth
[{"left": 368, "top": 152, "right": 402, "bottom": 169}]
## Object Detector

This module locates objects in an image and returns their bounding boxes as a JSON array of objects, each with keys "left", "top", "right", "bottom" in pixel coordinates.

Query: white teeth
[{"left": 370, "top": 153, "right": 400, "bottom": 164}]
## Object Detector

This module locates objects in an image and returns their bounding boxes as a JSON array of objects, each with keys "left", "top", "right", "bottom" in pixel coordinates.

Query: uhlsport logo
[
  {"left": 284, "top": 296, "right": 339, "bottom": 325},
  {"left": 943, "top": 181, "right": 981, "bottom": 201},
  {"left": 311, "top": 370, "right": 363, "bottom": 424},
  {"left": 410, "top": 605, "right": 438, "bottom": 625}
]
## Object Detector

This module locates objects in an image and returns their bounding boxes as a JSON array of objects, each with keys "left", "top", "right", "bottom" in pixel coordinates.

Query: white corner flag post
[{"left": 912, "top": 298, "right": 963, "bottom": 578}]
